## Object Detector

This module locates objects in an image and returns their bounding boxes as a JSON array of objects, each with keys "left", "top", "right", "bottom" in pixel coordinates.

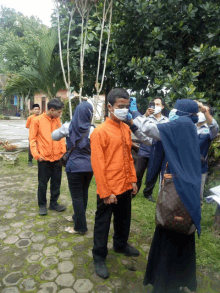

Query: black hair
[
  {"left": 32, "top": 104, "right": 40, "bottom": 109},
  {"left": 47, "top": 98, "right": 64, "bottom": 110},
  {"left": 107, "top": 88, "right": 130, "bottom": 106},
  {"left": 153, "top": 96, "right": 165, "bottom": 107}
]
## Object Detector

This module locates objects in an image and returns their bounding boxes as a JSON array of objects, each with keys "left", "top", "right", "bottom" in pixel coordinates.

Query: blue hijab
[
  {"left": 69, "top": 101, "right": 93, "bottom": 149},
  {"left": 157, "top": 99, "right": 202, "bottom": 235}
]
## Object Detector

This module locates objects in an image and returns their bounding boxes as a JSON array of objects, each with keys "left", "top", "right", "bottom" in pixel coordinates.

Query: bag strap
[{"left": 67, "top": 127, "right": 90, "bottom": 157}]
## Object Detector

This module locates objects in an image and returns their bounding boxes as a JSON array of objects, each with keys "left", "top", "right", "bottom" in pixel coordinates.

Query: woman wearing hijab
[
  {"left": 128, "top": 99, "right": 201, "bottom": 293},
  {"left": 52, "top": 101, "right": 95, "bottom": 234}
]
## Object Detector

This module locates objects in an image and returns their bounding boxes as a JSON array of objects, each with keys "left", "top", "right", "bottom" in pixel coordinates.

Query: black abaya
[{"left": 144, "top": 226, "right": 197, "bottom": 293}]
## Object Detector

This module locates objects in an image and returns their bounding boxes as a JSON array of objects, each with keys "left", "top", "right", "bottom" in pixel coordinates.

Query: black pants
[
  {"left": 135, "top": 155, "right": 149, "bottom": 193},
  {"left": 37, "top": 160, "right": 62, "bottom": 208},
  {"left": 143, "top": 167, "right": 160, "bottom": 198},
  {"left": 28, "top": 144, "right": 33, "bottom": 162},
  {"left": 67, "top": 172, "right": 93, "bottom": 233},
  {"left": 93, "top": 190, "right": 132, "bottom": 262}
]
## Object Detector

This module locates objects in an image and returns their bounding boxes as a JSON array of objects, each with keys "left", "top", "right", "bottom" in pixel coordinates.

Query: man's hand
[
  {"left": 131, "top": 183, "right": 138, "bottom": 197},
  {"left": 145, "top": 108, "right": 154, "bottom": 117},
  {"left": 38, "top": 157, "right": 45, "bottom": 162},
  {"left": 103, "top": 194, "right": 117, "bottom": 205}
]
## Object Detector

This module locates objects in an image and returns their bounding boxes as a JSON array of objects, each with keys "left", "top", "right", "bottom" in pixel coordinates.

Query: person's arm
[
  {"left": 90, "top": 130, "right": 113, "bottom": 199},
  {"left": 29, "top": 118, "right": 42, "bottom": 161},
  {"left": 201, "top": 106, "right": 219, "bottom": 140},
  {"left": 26, "top": 116, "right": 31, "bottom": 129},
  {"left": 51, "top": 122, "right": 70, "bottom": 141},
  {"left": 130, "top": 116, "right": 161, "bottom": 141}
]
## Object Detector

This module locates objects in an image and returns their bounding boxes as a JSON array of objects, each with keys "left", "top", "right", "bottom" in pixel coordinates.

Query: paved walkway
[{"left": 0, "top": 120, "right": 29, "bottom": 149}]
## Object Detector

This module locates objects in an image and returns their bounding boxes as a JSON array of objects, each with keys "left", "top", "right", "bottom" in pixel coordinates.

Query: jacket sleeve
[
  {"left": 128, "top": 130, "right": 137, "bottom": 183},
  {"left": 209, "top": 118, "right": 219, "bottom": 140},
  {"left": 29, "top": 118, "right": 41, "bottom": 160},
  {"left": 51, "top": 122, "right": 70, "bottom": 141},
  {"left": 133, "top": 115, "right": 161, "bottom": 141},
  {"left": 26, "top": 116, "right": 31, "bottom": 128},
  {"left": 90, "top": 130, "right": 112, "bottom": 199}
]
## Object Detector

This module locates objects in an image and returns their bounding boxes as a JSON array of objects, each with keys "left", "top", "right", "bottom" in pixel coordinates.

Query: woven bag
[{"left": 156, "top": 170, "right": 196, "bottom": 235}]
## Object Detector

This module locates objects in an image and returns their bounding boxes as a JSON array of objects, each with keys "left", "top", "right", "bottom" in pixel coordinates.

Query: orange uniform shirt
[
  {"left": 29, "top": 113, "right": 66, "bottom": 162},
  {"left": 26, "top": 114, "right": 37, "bottom": 129},
  {"left": 90, "top": 117, "right": 137, "bottom": 199}
]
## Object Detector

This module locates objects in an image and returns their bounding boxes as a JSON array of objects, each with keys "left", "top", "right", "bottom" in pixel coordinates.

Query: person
[
  {"left": 26, "top": 104, "right": 40, "bottom": 167},
  {"left": 90, "top": 88, "right": 140, "bottom": 280},
  {"left": 135, "top": 97, "right": 169, "bottom": 202},
  {"left": 29, "top": 98, "right": 66, "bottom": 216},
  {"left": 195, "top": 102, "right": 219, "bottom": 205},
  {"left": 52, "top": 101, "right": 95, "bottom": 234},
  {"left": 128, "top": 99, "right": 201, "bottom": 293}
]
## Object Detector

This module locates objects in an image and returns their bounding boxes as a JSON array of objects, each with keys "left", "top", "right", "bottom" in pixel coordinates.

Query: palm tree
[{"left": 4, "top": 30, "right": 64, "bottom": 100}]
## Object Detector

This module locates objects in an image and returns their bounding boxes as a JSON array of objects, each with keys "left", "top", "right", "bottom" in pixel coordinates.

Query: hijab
[
  {"left": 69, "top": 101, "right": 93, "bottom": 149},
  {"left": 157, "top": 99, "right": 202, "bottom": 235}
]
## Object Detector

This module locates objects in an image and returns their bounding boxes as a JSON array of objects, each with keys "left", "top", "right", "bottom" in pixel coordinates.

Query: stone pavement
[
  {"left": 0, "top": 120, "right": 29, "bottom": 149},
  {"left": 1, "top": 161, "right": 220, "bottom": 293}
]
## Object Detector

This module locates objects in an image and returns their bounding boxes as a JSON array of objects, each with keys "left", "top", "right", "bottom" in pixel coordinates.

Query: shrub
[
  {"left": 61, "top": 98, "right": 79, "bottom": 123},
  {"left": 0, "top": 140, "right": 18, "bottom": 152}
]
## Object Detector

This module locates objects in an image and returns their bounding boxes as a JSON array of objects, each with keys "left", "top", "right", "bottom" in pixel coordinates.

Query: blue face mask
[{"left": 169, "top": 109, "right": 179, "bottom": 121}]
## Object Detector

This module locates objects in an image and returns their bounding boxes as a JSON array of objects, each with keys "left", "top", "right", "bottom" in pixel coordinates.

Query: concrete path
[{"left": 0, "top": 120, "right": 29, "bottom": 149}]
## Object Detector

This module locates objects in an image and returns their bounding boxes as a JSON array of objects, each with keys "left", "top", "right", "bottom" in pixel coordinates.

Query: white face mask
[
  {"left": 197, "top": 112, "right": 206, "bottom": 123},
  {"left": 154, "top": 106, "right": 162, "bottom": 115},
  {"left": 113, "top": 108, "right": 129, "bottom": 121}
]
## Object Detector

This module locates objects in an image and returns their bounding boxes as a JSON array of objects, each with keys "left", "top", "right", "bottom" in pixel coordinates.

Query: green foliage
[
  {"left": 61, "top": 97, "right": 80, "bottom": 123},
  {"left": 111, "top": 0, "right": 220, "bottom": 110}
]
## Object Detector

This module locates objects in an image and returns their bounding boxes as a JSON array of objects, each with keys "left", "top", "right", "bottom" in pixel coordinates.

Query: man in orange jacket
[
  {"left": 26, "top": 103, "right": 40, "bottom": 167},
  {"left": 29, "top": 98, "right": 66, "bottom": 215},
  {"left": 90, "top": 88, "right": 139, "bottom": 279}
]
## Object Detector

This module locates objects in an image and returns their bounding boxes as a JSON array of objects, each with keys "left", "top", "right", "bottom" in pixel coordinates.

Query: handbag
[
  {"left": 155, "top": 163, "right": 196, "bottom": 235},
  {"left": 59, "top": 128, "right": 90, "bottom": 167}
]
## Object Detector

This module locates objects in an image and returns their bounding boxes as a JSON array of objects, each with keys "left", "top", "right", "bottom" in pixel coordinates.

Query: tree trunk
[{"left": 104, "top": 76, "right": 111, "bottom": 119}]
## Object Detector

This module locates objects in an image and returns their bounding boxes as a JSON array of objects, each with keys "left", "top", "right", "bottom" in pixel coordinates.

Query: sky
[{"left": 0, "top": 0, "right": 54, "bottom": 27}]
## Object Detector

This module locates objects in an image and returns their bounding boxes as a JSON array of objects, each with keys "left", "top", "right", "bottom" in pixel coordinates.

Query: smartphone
[{"left": 149, "top": 101, "right": 155, "bottom": 109}]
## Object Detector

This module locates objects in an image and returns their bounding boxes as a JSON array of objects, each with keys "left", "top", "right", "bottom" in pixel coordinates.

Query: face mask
[
  {"left": 113, "top": 108, "right": 129, "bottom": 121},
  {"left": 197, "top": 112, "right": 206, "bottom": 123},
  {"left": 169, "top": 109, "right": 179, "bottom": 121},
  {"left": 154, "top": 106, "right": 162, "bottom": 115}
]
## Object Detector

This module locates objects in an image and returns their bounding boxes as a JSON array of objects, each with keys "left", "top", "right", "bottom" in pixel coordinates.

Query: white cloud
[{"left": 0, "top": 0, "right": 54, "bottom": 27}]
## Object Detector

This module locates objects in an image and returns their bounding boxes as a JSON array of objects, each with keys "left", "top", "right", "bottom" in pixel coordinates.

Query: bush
[
  {"left": 0, "top": 140, "right": 18, "bottom": 152},
  {"left": 61, "top": 98, "right": 79, "bottom": 123},
  {"left": 0, "top": 115, "right": 10, "bottom": 120}
]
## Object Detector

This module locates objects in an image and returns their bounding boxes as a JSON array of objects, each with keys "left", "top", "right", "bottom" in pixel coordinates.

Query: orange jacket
[
  {"left": 26, "top": 114, "right": 37, "bottom": 129},
  {"left": 90, "top": 117, "right": 137, "bottom": 199},
  {"left": 29, "top": 113, "right": 66, "bottom": 161}
]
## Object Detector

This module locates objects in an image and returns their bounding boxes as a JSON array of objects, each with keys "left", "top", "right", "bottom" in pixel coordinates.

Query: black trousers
[
  {"left": 28, "top": 144, "right": 33, "bottom": 162},
  {"left": 135, "top": 155, "right": 149, "bottom": 193},
  {"left": 37, "top": 160, "right": 62, "bottom": 208},
  {"left": 93, "top": 190, "right": 132, "bottom": 262},
  {"left": 66, "top": 172, "right": 93, "bottom": 233},
  {"left": 143, "top": 167, "right": 160, "bottom": 198}
]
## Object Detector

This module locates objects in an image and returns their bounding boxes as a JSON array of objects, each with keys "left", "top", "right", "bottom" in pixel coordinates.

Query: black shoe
[
  {"left": 28, "top": 162, "right": 33, "bottom": 167},
  {"left": 49, "top": 204, "right": 66, "bottom": 212},
  {"left": 94, "top": 261, "right": 109, "bottom": 279},
  {"left": 39, "top": 206, "right": 47, "bottom": 215},
  {"left": 144, "top": 195, "right": 155, "bottom": 202},
  {"left": 114, "top": 243, "right": 140, "bottom": 257}
]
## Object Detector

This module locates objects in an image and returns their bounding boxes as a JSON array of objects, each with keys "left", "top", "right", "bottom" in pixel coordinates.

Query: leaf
[{"left": 188, "top": 3, "right": 193, "bottom": 13}]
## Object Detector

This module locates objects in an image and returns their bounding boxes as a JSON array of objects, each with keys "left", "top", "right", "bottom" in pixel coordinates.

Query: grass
[{"left": 4, "top": 151, "right": 220, "bottom": 274}]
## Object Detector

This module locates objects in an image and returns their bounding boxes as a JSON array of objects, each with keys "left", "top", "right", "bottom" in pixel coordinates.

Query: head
[
  {"left": 153, "top": 97, "right": 165, "bottom": 116},
  {"left": 107, "top": 88, "right": 130, "bottom": 122},
  {"left": 32, "top": 104, "right": 40, "bottom": 115},
  {"left": 169, "top": 99, "right": 199, "bottom": 123},
  {"left": 73, "top": 101, "right": 93, "bottom": 124},
  {"left": 47, "top": 98, "right": 64, "bottom": 119}
]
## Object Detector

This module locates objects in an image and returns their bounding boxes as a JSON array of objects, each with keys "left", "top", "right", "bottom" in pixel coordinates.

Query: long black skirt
[{"left": 144, "top": 226, "right": 197, "bottom": 293}]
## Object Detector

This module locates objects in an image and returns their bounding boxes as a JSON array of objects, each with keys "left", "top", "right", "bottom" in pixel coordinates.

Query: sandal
[
  {"left": 64, "top": 227, "right": 85, "bottom": 235},
  {"left": 64, "top": 216, "right": 74, "bottom": 222}
]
